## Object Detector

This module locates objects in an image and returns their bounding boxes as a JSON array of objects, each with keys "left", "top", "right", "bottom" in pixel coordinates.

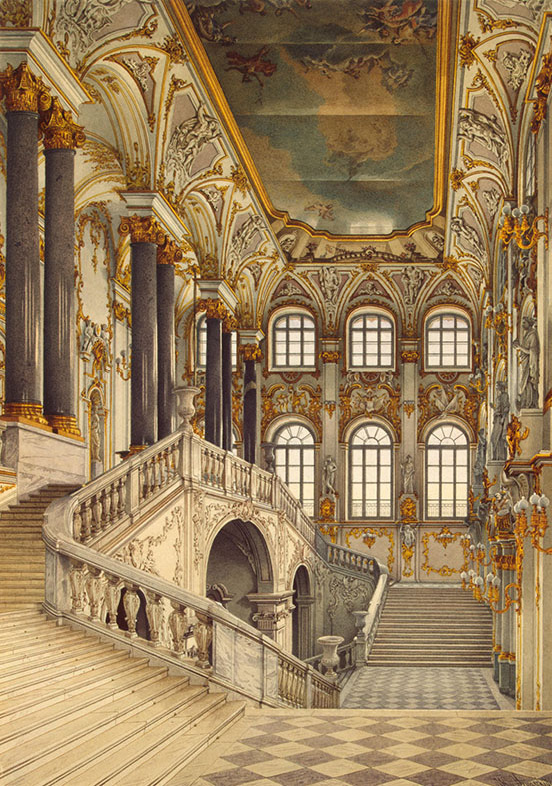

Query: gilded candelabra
[{"left": 498, "top": 203, "right": 548, "bottom": 251}]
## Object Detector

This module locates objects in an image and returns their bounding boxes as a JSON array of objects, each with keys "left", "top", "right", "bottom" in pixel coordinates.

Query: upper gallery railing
[{"left": 66, "top": 430, "right": 316, "bottom": 547}]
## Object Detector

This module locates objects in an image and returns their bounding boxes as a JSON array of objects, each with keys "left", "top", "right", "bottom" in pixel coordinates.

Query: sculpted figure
[
  {"left": 491, "top": 381, "right": 510, "bottom": 462},
  {"left": 323, "top": 456, "right": 337, "bottom": 499},
  {"left": 401, "top": 454, "right": 415, "bottom": 495},
  {"left": 513, "top": 315, "right": 539, "bottom": 409}
]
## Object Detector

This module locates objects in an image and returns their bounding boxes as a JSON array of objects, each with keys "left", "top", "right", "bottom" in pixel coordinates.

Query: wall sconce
[
  {"left": 498, "top": 203, "right": 548, "bottom": 251},
  {"left": 528, "top": 492, "right": 552, "bottom": 554},
  {"left": 115, "top": 348, "right": 131, "bottom": 381}
]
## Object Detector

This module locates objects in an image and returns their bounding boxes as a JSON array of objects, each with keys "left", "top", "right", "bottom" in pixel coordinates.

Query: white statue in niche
[
  {"left": 513, "top": 315, "right": 540, "bottom": 409},
  {"left": 401, "top": 454, "right": 415, "bottom": 495},
  {"left": 322, "top": 456, "right": 337, "bottom": 500}
]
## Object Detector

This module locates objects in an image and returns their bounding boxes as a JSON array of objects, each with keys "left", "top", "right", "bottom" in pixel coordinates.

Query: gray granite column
[
  {"left": 243, "top": 343, "right": 261, "bottom": 464},
  {"left": 222, "top": 316, "right": 236, "bottom": 452},
  {"left": 157, "top": 239, "right": 181, "bottom": 439},
  {"left": 2, "top": 64, "right": 50, "bottom": 423},
  {"left": 41, "top": 98, "right": 84, "bottom": 435},
  {"left": 119, "top": 216, "right": 164, "bottom": 449},
  {"left": 203, "top": 299, "right": 225, "bottom": 447}
]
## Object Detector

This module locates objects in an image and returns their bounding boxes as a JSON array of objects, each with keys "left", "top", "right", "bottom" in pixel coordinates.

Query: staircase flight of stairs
[
  {"left": 369, "top": 584, "right": 493, "bottom": 667},
  {"left": 0, "top": 485, "right": 245, "bottom": 785}
]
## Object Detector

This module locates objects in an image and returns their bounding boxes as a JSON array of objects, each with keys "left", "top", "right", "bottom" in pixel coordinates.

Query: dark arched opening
[{"left": 292, "top": 565, "right": 313, "bottom": 660}]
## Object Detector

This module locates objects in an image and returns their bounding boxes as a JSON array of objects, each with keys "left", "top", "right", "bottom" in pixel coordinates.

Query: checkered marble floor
[
  {"left": 341, "top": 667, "right": 514, "bottom": 710},
  {"left": 169, "top": 709, "right": 552, "bottom": 786}
]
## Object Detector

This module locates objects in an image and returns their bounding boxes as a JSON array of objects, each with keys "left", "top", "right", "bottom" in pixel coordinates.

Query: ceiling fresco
[{"left": 186, "top": 0, "right": 440, "bottom": 236}]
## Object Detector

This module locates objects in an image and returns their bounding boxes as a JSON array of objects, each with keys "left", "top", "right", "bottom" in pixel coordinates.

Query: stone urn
[
  {"left": 318, "top": 634, "right": 344, "bottom": 682},
  {"left": 174, "top": 386, "right": 200, "bottom": 434},
  {"left": 262, "top": 442, "right": 276, "bottom": 474},
  {"left": 352, "top": 610, "right": 369, "bottom": 640}
]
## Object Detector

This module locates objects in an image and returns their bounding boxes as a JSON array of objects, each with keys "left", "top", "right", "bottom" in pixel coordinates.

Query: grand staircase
[
  {"left": 368, "top": 584, "right": 493, "bottom": 667},
  {"left": 0, "top": 487, "right": 245, "bottom": 785},
  {"left": 0, "top": 485, "right": 77, "bottom": 612}
]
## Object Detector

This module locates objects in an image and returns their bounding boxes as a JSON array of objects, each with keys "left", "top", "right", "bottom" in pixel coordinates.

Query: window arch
[
  {"left": 425, "top": 312, "right": 471, "bottom": 370},
  {"left": 348, "top": 312, "right": 394, "bottom": 369},
  {"left": 196, "top": 314, "right": 237, "bottom": 369},
  {"left": 272, "top": 312, "right": 316, "bottom": 369},
  {"left": 273, "top": 423, "right": 315, "bottom": 515},
  {"left": 349, "top": 423, "right": 393, "bottom": 519},
  {"left": 426, "top": 424, "right": 469, "bottom": 519}
]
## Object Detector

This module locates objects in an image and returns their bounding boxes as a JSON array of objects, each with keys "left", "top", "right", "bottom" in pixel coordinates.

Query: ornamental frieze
[
  {"left": 339, "top": 380, "right": 401, "bottom": 441},
  {"left": 417, "top": 382, "right": 480, "bottom": 441},
  {"left": 261, "top": 383, "right": 322, "bottom": 441}
]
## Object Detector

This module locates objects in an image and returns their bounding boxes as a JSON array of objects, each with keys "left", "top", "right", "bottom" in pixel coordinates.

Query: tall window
[
  {"left": 273, "top": 313, "right": 316, "bottom": 368},
  {"left": 425, "top": 313, "right": 470, "bottom": 369},
  {"left": 197, "top": 315, "right": 237, "bottom": 368},
  {"left": 274, "top": 423, "right": 315, "bottom": 515},
  {"left": 426, "top": 424, "right": 469, "bottom": 518},
  {"left": 349, "top": 313, "right": 394, "bottom": 369},
  {"left": 349, "top": 424, "right": 393, "bottom": 519}
]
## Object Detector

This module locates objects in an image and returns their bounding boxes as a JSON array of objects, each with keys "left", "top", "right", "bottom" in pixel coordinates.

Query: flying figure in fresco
[
  {"left": 238, "top": 0, "right": 311, "bottom": 16},
  {"left": 357, "top": 0, "right": 437, "bottom": 44},
  {"left": 225, "top": 46, "right": 277, "bottom": 87},
  {"left": 305, "top": 202, "right": 335, "bottom": 221},
  {"left": 186, "top": 2, "right": 236, "bottom": 45}
]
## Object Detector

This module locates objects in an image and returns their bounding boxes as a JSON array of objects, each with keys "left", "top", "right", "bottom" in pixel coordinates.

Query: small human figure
[
  {"left": 400, "top": 523, "right": 416, "bottom": 548},
  {"left": 323, "top": 456, "right": 337, "bottom": 498},
  {"left": 401, "top": 454, "right": 415, "bottom": 494},
  {"left": 491, "top": 381, "right": 509, "bottom": 462},
  {"left": 513, "top": 315, "right": 539, "bottom": 409}
]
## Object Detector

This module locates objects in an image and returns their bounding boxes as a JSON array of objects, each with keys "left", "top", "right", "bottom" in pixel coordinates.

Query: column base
[
  {"left": 2, "top": 402, "right": 49, "bottom": 428},
  {"left": 48, "top": 414, "right": 83, "bottom": 440}
]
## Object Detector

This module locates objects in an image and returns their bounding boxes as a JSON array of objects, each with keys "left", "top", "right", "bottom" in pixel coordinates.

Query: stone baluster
[
  {"left": 123, "top": 587, "right": 140, "bottom": 638},
  {"left": 69, "top": 562, "right": 86, "bottom": 613},
  {"left": 145, "top": 591, "right": 163, "bottom": 647},
  {"left": 41, "top": 97, "right": 85, "bottom": 436},
  {"left": 86, "top": 568, "right": 104, "bottom": 621},
  {"left": 168, "top": 602, "right": 188, "bottom": 657},
  {"left": 119, "top": 216, "right": 165, "bottom": 451},
  {"left": 0, "top": 63, "right": 51, "bottom": 424},
  {"left": 194, "top": 612, "right": 213, "bottom": 669},
  {"left": 105, "top": 576, "right": 122, "bottom": 629}
]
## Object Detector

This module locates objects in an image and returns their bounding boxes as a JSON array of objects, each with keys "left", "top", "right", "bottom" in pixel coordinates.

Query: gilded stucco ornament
[
  {"left": 119, "top": 215, "right": 165, "bottom": 245},
  {"left": 39, "top": 98, "right": 85, "bottom": 150},
  {"left": 157, "top": 237, "right": 183, "bottom": 266},
  {"left": 0, "top": 0, "right": 32, "bottom": 28},
  {"left": 241, "top": 343, "right": 262, "bottom": 362},
  {"left": 531, "top": 41, "right": 552, "bottom": 135},
  {"left": 0, "top": 62, "right": 51, "bottom": 113},
  {"left": 506, "top": 414, "right": 529, "bottom": 459},
  {"left": 319, "top": 350, "right": 340, "bottom": 364},
  {"left": 197, "top": 298, "right": 228, "bottom": 321}
]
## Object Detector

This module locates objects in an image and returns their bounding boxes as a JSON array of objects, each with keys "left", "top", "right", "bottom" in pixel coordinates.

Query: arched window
[
  {"left": 348, "top": 313, "right": 394, "bottom": 369},
  {"left": 349, "top": 424, "right": 393, "bottom": 519},
  {"left": 272, "top": 313, "right": 316, "bottom": 368},
  {"left": 426, "top": 424, "right": 469, "bottom": 518},
  {"left": 274, "top": 423, "right": 315, "bottom": 515},
  {"left": 425, "top": 313, "right": 470, "bottom": 369},
  {"left": 196, "top": 315, "right": 237, "bottom": 368}
]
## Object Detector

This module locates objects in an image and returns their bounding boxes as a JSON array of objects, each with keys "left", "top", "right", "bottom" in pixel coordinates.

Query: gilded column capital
[
  {"left": 400, "top": 350, "right": 419, "bottom": 363},
  {"left": 241, "top": 343, "right": 263, "bottom": 362},
  {"left": 223, "top": 315, "right": 238, "bottom": 333},
  {"left": 119, "top": 214, "right": 165, "bottom": 245},
  {"left": 157, "top": 237, "right": 183, "bottom": 266},
  {"left": 39, "top": 97, "right": 85, "bottom": 150},
  {"left": 198, "top": 298, "right": 227, "bottom": 321},
  {"left": 0, "top": 62, "right": 51, "bottom": 113}
]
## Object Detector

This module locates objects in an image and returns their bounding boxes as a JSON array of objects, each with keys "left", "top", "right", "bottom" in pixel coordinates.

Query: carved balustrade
[
  {"left": 42, "top": 539, "right": 339, "bottom": 708},
  {"left": 326, "top": 543, "right": 381, "bottom": 579}
]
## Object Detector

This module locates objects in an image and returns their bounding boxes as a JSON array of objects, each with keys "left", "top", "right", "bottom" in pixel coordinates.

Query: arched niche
[
  {"left": 205, "top": 518, "right": 274, "bottom": 627},
  {"left": 291, "top": 564, "right": 314, "bottom": 660}
]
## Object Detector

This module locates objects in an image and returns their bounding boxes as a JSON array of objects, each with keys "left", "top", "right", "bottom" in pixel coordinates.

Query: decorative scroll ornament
[
  {"left": 119, "top": 215, "right": 165, "bottom": 245},
  {"left": 506, "top": 414, "right": 529, "bottom": 459},
  {"left": 157, "top": 237, "right": 183, "bottom": 266},
  {"left": 241, "top": 343, "right": 262, "bottom": 362},
  {"left": 39, "top": 97, "right": 85, "bottom": 149},
  {"left": 223, "top": 314, "right": 239, "bottom": 333},
  {"left": 0, "top": 0, "right": 32, "bottom": 27},
  {"left": 319, "top": 350, "right": 340, "bottom": 364},
  {"left": 421, "top": 527, "right": 468, "bottom": 577},
  {"left": 458, "top": 33, "right": 480, "bottom": 68},
  {"left": 261, "top": 383, "right": 322, "bottom": 440},
  {"left": 319, "top": 497, "right": 335, "bottom": 521},
  {"left": 196, "top": 297, "right": 227, "bottom": 321},
  {"left": 400, "top": 350, "right": 419, "bottom": 363},
  {"left": 417, "top": 382, "right": 479, "bottom": 441},
  {"left": 532, "top": 41, "right": 552, "bottom": 135},
  {"left": 0, "top": 62, "right": 51, "bottom": 113},
  {"left": 400, "top": 497, "right": 417, "bottom": 523},
  {"left": 339, "top": 380, "right": 401, "bottom": 440}
]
